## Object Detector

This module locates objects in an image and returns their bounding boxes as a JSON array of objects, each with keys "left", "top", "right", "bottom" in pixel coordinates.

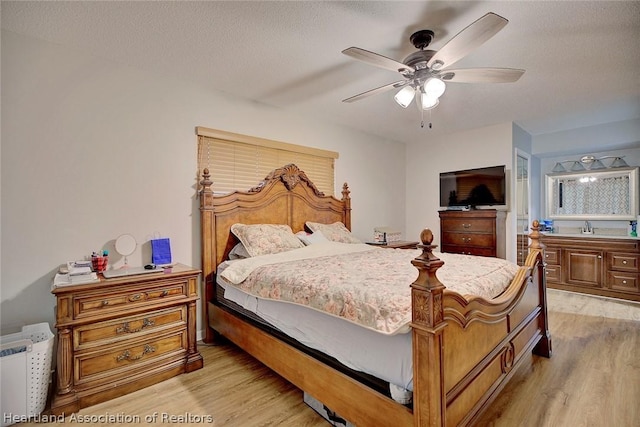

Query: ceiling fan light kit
[
  {"left": 342, "top": 12, "right": 525, "bottom": 128},
  {"left": 394, "top": 86, "right": 416, "bottom": 108},
  {"left": 421, "top": 95, "right": 439, "bottom": 110}
]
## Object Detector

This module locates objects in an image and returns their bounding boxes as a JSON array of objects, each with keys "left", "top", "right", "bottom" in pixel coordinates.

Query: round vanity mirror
[{"left": 114, "top": 234, "right": 137, "bottom": 268}]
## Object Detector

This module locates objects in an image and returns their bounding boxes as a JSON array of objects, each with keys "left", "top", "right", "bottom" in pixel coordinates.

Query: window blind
[{"left": 197, "top": 127, "right": 338, "bottom": 196}]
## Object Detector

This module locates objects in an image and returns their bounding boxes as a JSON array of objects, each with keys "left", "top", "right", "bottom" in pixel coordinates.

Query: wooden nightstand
[
  {"left": 50, "top": 264, "right": 203, "bottom": 415},
  {"left": 367, "top": 241, "right": 419, "bottom": 249}
]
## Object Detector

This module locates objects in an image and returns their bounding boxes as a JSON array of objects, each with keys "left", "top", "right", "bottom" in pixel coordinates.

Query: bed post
[
  {"left": 528, "top": 220, "right": 552, "bottom": 357},
  {"left": 410, "top": 229, "right": 447, "bottom": 427},
  {"left": 341, "top": 182, "right": 351, "bottom": 230},
  {"left": 199, "top": 168, "right": 217, "bottom": 344}
]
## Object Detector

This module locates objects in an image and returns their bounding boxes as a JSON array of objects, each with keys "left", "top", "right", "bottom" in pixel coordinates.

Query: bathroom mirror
[{"left": 546, "top": 167, "right": 638, "bottom": 220}]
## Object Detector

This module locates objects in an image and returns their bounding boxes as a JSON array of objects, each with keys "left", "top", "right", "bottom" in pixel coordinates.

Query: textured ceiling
[{"left": 2, "top": 1, "right": 639, "bottom": 145}]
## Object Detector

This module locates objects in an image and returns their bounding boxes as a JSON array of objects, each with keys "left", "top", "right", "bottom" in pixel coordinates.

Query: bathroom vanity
[{"left": 541, "top": 233, "right": 640, "bottom": 302}]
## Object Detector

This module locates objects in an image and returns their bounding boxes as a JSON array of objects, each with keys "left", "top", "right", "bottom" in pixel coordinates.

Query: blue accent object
[{"left": 151, "top": 238, "right": 172, "bottom": 265}]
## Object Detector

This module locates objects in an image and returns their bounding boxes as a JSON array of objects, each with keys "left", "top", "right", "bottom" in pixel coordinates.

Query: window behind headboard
[{"left": 197, "top": 127, "right": 338, "bottom": 196}]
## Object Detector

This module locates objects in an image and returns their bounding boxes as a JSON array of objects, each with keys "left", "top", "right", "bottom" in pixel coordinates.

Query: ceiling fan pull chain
[
  {"left": 421, "top": 108, "right": 425, "bottom": 128},
  {"left": 429, "top": 109, "right": 433, "bottom": 129}
]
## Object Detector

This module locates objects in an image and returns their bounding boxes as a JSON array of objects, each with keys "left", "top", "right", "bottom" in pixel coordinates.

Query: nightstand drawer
[
  {"left": 74, "top": 306, "right": 187, "bottom": 350},
  {"left": 75, "top": 329, "right": 187, "bottom": 385},
  {"left": 74, "top": 280, "right": 187, "bottom": 318}
]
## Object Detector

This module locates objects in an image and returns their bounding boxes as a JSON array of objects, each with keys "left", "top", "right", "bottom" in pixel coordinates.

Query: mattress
[{"left": 220, "top": 280, "right": 414, "bottom": 391}]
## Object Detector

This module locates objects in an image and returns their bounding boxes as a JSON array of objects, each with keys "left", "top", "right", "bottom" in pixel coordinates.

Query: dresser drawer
[
  {"left": 74, "top": 306, "right": 187, "bottom": 350},
  {"left": 441, "top": 244, "right": 495, "bottom": 257},
  {"left": 441, "top": 232, "right": 494, "bottom": 247},
  {"left": 75, "top": 329, "right": 187, "bottom": 385},
  {"left": 608, "top": 253, "right": 640, "bottom": 272},
  {"left": 440, "top": 219, "right": 494, "bottom": 233},
  {"left": 74, "top": 280, "right": 188, "bottom": 318}
]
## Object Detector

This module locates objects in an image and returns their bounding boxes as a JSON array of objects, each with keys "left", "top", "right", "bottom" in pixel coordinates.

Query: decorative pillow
[
  {"left": 228, "top": 242, "right": 251, "bottom": 259},
  {"left": 305, "top": 221, "right": 362, "bottom": 244},
  {"left": 295, "top": 230, "right": 329, "bottom": 246},
  {"left": 230, "top": 223, "right": 304, "bottom": 257}
]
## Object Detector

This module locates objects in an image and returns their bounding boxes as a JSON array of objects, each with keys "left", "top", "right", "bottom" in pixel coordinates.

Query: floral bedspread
[{"left": 219, "top": 243, "right": 519, "bottom": 335}]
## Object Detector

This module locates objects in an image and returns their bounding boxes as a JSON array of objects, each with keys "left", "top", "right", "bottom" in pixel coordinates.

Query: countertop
[{"left": 538, "top": 232, "right": 639, "bottom": 240}]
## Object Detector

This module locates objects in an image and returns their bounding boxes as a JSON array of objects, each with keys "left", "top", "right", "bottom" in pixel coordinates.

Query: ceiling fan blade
[
  {"left": 342, "top": 80, "right": 409, "bottom": 103},
  {"left": 427, "top": 12, "right": 508, "bottom": 70},
  {"left": 342, "top": 47, "right": 415, "bottom": 74},
  {"left": 441, "top": 68, "right": 525, "bottom": 83}
]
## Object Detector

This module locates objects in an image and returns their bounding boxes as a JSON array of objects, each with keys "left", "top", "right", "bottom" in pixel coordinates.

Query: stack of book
[{"left": 52, "top": 261, "right": 99, "bottom": 289}]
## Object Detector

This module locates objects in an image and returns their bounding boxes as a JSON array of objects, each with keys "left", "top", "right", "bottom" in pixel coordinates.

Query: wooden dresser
[
  {"left": 541, "top": 234, "right": 640, "bottom": 302},
  {"left": 439, "top": 210, "right": 506, "bottom": 258},
  {"left": 50, "top": 264, "right": 203, "bottom": 415}
]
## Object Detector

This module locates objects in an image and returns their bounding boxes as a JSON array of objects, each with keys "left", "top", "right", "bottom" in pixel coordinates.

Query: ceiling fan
[{"left": 342, "top": 12, "right": 524, "bottom": 126}]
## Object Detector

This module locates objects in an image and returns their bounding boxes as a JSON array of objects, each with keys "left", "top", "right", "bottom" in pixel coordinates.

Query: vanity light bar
[{"left": 552, "top": 156, "right": 629, "bottom": 173}]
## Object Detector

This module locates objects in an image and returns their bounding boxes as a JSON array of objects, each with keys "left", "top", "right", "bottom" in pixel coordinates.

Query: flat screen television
[{"left": 440, "top": 165, "right": 506, "bottom": 208}]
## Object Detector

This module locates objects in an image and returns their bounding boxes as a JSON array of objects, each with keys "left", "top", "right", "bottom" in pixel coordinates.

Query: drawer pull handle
[
  {"left": 462, "top": 223, "right": 471, "bottom": 229},
  {"left": 623, "top": 260, "right": 628, "bottom": 264},
  {"left": 130, "top": 293, "right": 142, "bottom": 301},
  {"left": 116, "top": 344, "right": 156, "bottom": 362},
  {"left": 622, "top": 280, "right": 627, "bottom": 284},
  {"left": 597, "top": 255, "right": 602, "bottom": 259},
  {"left": 161, "top": 290, "right": 169, "bottom": 297},
  {"left": 101, "top": 300, "right": 109, "bottom": 307},
  {"left": 116, "top": 318, "right": 155, "bottom": 334}
]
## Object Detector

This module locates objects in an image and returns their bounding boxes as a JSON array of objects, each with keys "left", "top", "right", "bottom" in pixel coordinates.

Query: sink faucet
[{"left": 583, "top": 221, "right": 592, "bottom": 233}]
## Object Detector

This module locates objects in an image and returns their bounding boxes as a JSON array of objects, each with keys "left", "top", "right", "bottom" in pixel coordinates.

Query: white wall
[
  {"left": 405, "top": 122, "right": 516, "bottom": 260},
  {"left": 0, "top": 31, "right": 406, "bottom": 334},
  {"left": 532, "top": 119, "right": 640, "bottom": 157}
]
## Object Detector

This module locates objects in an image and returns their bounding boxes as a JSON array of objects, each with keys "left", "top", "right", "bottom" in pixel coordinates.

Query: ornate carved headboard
[{"left": 199, "top": 164, "right": 351, "bottom": 304}]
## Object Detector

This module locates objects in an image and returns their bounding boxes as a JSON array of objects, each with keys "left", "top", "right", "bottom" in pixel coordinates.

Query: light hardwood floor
[{"left": 22, "top": 289, "right": 640, "bottom": 426}]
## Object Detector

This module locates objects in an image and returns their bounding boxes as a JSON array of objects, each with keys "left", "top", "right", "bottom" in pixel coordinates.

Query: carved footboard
[{"left": 411, "top": 222, "right": 552, "bottom": 427}]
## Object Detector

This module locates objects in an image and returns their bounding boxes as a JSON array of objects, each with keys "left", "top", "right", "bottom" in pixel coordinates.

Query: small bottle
[{"left": 629, "top": 221, "right": 637, "bottom": 237}]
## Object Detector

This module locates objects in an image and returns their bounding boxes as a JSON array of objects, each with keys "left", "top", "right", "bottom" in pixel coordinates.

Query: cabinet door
[{"left": 564, "top": 249, "right": 604, "bottom": 288}]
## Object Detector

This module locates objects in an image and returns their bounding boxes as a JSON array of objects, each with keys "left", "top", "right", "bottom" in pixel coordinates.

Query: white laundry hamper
[{"left": 0, "top": 323, "right": 55, "bottom": 426}]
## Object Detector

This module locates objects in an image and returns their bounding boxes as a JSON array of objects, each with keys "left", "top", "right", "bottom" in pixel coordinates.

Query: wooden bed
[{"left": 199, "top": 164, "right": 552, "bottom": 427}]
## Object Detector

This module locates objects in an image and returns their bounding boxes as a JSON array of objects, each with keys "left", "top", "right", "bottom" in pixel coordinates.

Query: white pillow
[
  {"left": 305, "top": 221, "right": 362, "bottom": 244},
  {"left": 296, "top": 230, "right": 329, "bottom": 246},
  {"left": 228, "top": 243, "right": 251, "bottom": 259},
  {"left": 230, "top": 223, "right": 304, "bottom": 257}
]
